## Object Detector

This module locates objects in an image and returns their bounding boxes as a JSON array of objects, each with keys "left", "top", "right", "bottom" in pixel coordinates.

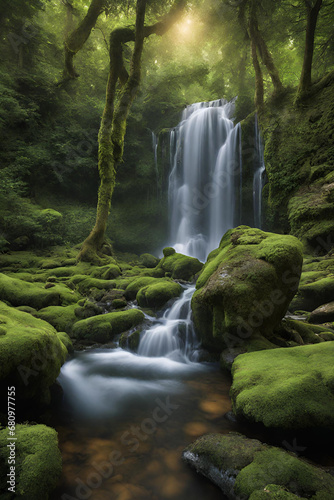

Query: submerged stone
[{"left": 183, "top": 432, "right": 334, "bottom": 500}]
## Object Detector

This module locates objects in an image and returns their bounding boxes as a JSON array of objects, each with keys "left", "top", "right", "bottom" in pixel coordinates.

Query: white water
[
  {"left": 168, "top": 99, "right": 242, "bottom": 262},
  {"left": 58, "top": 285, "right": 208, "bottom": 420},
  {"left": 253, "top": 114, "right": 266, "bottom": 229}
]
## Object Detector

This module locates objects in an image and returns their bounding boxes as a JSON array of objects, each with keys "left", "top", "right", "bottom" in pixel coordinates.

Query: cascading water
[
  {"left": 168, "top": 98, "right": 242, "bottom": 262},
  {"left": 253, "top": 114, "right": 266, "bottom": 229}
]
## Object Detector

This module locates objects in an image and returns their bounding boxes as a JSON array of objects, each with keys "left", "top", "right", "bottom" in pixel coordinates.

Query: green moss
[
  {"left": 231, "top": 342, "right": 334, "bottom": 430},
  {"left": 163, "top": 247, "right": 176, "bottom": 257},
  {"left": 119, "top": 329, "right": 141, "bottom": 350},
  {"left": 125, "top": 277, "right": 166, "bottom": 300},
  {"left": 0, "top": 301, "right": 68, "bottom": 402},
  {"left": 235, "top": 448, "right": 334, "bottom": 499},
  {"left": 57, "top": 331, "right": 73, "bottom": 353},
  {"left": 72, "top": 309, "right": 144, "bottom": 343},
  {"left": 0, "top": 424, "right": 62, "bottom": 499},
  {"left": 73, "top": 276, "right": 116, "bottom": 295},
  {"left": 157, "top": 252, "right": 203, "bottom": 281},
  {"left": 139, "top": 253, "right": 160, "bottom": 268},
  {"left": 192, "top": 227, "right": 303, "bottom": 351},
  {"left": 290, "top": 277, "right": 334, "bottom": 312},
  {"left": 90, "top": 263, "right": 121, "bottom": 280},
  {"left": 249, "top": 484, "right": 304, "bottom": 499},
  {"left": 0, "top": 273, "right": 60, "bottom": 310},
  {"left": 36, "top": 304, "right": 78, "bottom": 333},
  {"left": 137, "top": 281, "right": 182, "bottom": 309},
  {"left": 183, "top": 432, "right": 334, "bottom": 500}
]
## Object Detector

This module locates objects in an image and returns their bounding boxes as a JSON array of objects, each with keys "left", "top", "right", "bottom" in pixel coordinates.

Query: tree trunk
[
  {"left": 297, "top": 0, "right": 323, "bottom": 97},
  {"left": 251, "top": 37, "right": 264, "bottom": 108},
  {"left": 78, "top": 0, "right": 186, "bottom": 262},
  {"left": 249, "top": 1, "right": 284, "bottom": 95},
  {"left": 64, "top": 0, "right": 106, "bottom": 79},
  {"left": 78, "top": 1, "right": 147, "bottom": 263}
]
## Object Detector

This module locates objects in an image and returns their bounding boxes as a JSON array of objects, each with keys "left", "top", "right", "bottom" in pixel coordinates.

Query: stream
[{"left": 50, "top": 286, "right": 239, "bottom": 499}]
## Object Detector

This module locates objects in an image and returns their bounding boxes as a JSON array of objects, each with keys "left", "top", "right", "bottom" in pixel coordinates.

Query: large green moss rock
[
  {"left": 157, "top": 250, "right": 203, "bottom": 281},
  {"left": 231, "top": 342, "right": 334, "bottom": 430},
  {"left": 0, "top": 301, "right": 69, "bottom": 403},
  {"left": 136, "top": 280, "right": 182, "bottom": 309},
  {"left": 192, "top": 226, "right": 303, "bottom": 351},
  {"left": 0, "top": 424, "right": 62, "bottom": 499},
  {"left": 0, "top": 273, "right": 79, "bottom": 309},
  {"left": 183, "top": 433, "right": 334, "bottom": 500},
  {"left": 72, "top": 309, "right": 144, "bottom": 343},
  {"left": 36, "top": 304, "right": 79, "bottom": 333},
  {"left": 290, "top": 277, "right": 334, "bottom": 312}
]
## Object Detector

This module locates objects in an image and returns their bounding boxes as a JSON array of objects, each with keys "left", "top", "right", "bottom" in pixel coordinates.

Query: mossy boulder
[
  {"left": 308, "top": 301, "right": 334, "bottom": 324},
  {"left": 0, "top": 273, "right": 79, "bottom": 309},
  {"left": 139, "top": 253, "right": 160, "bottom": 268},
  {"left": 72, "top": 276, "right": 116, "bottom": 295},
  {"left": 36, "top": 304, "right": 79, "bottom": 333},
  {"left": 137, "top": 280, "right": 182, "bottom": 309},
  {"left": 290, "top": 277, "right": 334, "bottom": 312},
  {"left": 192, "top": 227, "right": 303, "bottom": 351},
  {"left": 157, "top": 251, "right": 203, "bottom": 281},
  {"left": 0, "top": 424, "right": 62, "bottom": 499},
  {"left": 71, "top": 309, "right": 144, "bottom": 343},
  {"left": 183, "top": 432, "right": 334, "bottom": 500},
  {"left": 89, "top": 263, "right": 121, "bottom": 280},
  {"left": 0, "top": 301, "right": 69, "bottom": 403},
  {"left": 119, "top": 329, "right": 141, "bottom": 351},
  {"left": 125, "top": 277, "right": 170, "bottom": 300},
  {"left": 231, "top": 342, "right": 334, "bottom": 430}
]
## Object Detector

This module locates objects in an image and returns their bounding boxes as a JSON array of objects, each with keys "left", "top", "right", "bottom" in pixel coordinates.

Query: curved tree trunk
[
  {"left": 78, "top": 0, "right": 186, "bottom": 262},
  {"left": 297, "top": 0, "right": 323, "bottom": 98},
  {"left": 63, "top": 0, "right": 106, "bottom": 79}
]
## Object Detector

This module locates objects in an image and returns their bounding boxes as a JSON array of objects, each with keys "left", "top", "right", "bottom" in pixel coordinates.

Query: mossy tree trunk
[
  {"left": 249, "top": 1, "right": 284, "bottom": 96},
  {"left": 78, "top": 0, "right": 186, "bottom": 262},
  {"left": 63, "top": 0, "right": 106, "bottom": 79},
  {"left": 297, "top": 0, "right": 323, "bottom": 98},
  {"left": 248, "top": 4, "right": 264, "bottom": 108}
]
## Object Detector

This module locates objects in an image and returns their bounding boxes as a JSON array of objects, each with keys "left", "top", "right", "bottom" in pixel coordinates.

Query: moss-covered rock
[
  {"left": 231, "top": 342, "right": 334, "bottom": 430},
  {"left": 259, "top": 80, "right": 334, "bottom": 249},
  {"left": 308, "top": 301, "right": 334, "bottom": 324},
  {"left": 0, "top": 424, "right": 62, "bottom": 499},
  {"left": 90, "top": 263, "right": 121, "bottom": 280},
  {"left": 192, "top": 226, "right": 303, "bottom": 351},
  {"left": 290, "top": 277, "right": 334, "bottom": 312},
  {"left": 157, "top": 252, "right": 203, "bottom": 281},
  {"left": 183, "top": 432, "right": 334, "bottom": 500},
  {"left": 137, "top": 280, "right": 182, "bottom": 309},
  {"left": 0, "top": 273, "right": 79, "bottom": 309},
  {"left": 119, "top": 329, "right": 141, "bottom": 351},
  {"left": 72, "top": 276, "right": 116, "bottom": 295},
  {"left": 0, "top": 301, "right": 68, "bottom": 403},
  {"left": 72, "top": 309, "right": 144, "bottom": 343},
  {"left": 125, "top": 277, "right": 170, "bottom": 300},
  {"left": 139, "top": 253, "right": 160, "bottom": 268},
  {"left": 163, "top": 247, "right": 176, "bottom": 257},
  {"left": 36, "top": 304, "right": 79, "bottom": 333}
]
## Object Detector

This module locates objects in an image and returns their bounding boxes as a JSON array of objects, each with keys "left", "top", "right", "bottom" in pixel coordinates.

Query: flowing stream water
[
  {"left": 52, "top": 100, "right": 265, "bottom": 499},
  {"left": 253, "top": 114, "right": 266, "bottom": 229}
]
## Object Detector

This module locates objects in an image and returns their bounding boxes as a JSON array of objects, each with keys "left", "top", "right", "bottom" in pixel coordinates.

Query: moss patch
[
  {"left": 192, "top": 226, "right": 303, "bottom": 351},
  {"left": 157, "top": 251, "right": 203, "bottom": 281},
  {"left": 0, "top": 301, "right": 68, "bottom": 403},
  {"left": 137, "top": 281, "right": 182, "bottom": 309},
  {"left": 0, "top": 424, "right": 62, "bottom": 499},
  {"left": 231, "top": 342, "right": 334, "bottom": 430},
  {"left": 72, "top": 309, "right": 144, "bottom": 343}
]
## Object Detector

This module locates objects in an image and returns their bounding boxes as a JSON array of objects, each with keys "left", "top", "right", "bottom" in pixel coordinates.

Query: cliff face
[{"left": 258, "top": 81, "right": 334, "bottom": 252}]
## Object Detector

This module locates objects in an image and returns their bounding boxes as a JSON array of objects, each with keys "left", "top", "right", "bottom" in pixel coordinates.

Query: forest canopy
[{"left": 0, "top": 0, "right": 333, "bottom": 256}]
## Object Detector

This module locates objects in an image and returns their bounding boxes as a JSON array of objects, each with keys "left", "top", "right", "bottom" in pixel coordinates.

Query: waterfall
[
  {"left": 253, "top": 114, "right": 266, "bottom": 229},
  {"left": 168, "top": 99, "right": 242, "bottom": 262},
  {"left": 138, "top": 285, "right": 198, "bottom": 360}
]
